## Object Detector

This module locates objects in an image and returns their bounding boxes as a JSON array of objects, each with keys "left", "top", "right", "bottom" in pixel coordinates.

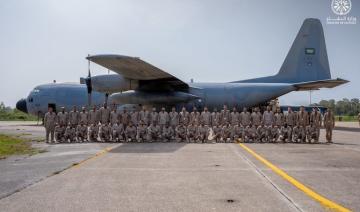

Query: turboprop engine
[{"left": 110, "top": 90, "right": 200, "bottom": 105}]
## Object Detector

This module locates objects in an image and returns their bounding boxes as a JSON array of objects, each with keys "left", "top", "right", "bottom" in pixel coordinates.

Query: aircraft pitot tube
[{"left": 110, "top": 91, "right": 200, "bottom": 104}]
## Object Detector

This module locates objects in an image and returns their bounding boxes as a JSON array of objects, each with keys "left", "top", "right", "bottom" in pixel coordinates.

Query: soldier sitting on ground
[
  {"left": 232, "top": 123, "right": 244, "bottom": 142},
  {"left": 306, "top": 122, "right": 318, "bottom": 143},
  {"left": 125, "top": 122, "right": 137, "bottom": 142},
  {"left": 64, "top": 125, "right": 76, "bottom": 143},
  {"left": 269, "top": 124, "right": 280, "bottom": 143},
  {"left": 186, "top": 122, "right": 197, "bottom": 143},
  {"left": 54, "top": 123, "right": 65, "bottom": 143},
  {"left": 212, "top": 124, "right": 222, "bottom": 143},
  {"left": 162, "top": 124, "right": 174, "bottom": 142},
  {"left": 196, "top": 123, "right": 209, "bottom": 143},
  {"left": 221, "top": 123, "right": 232, "bottom": 143},
  {"left": 136, "top": 121, "right": 147, "bottom": 142},
  {"left": 279, "top": 123, "right": 292, "bottom": 143},
  {"left": 244, "top": 123, "right": 257, "bottom": 143},
  {"left": 147, "top": 122, "right": 161, "bottom": 142},
  {"left": 111, "top": 121, "right": 124, "bottom": 142},
  {"left": 257, "top": 123, "right": 267, "bottom": 143},
  {"left": 175, "top": 122, "right": 187, "bottom": 142},
  {"left": 89, "top": 123, "right": 99, "bottom": 142},
  {"left": 292, "top": 123, "right": 306, "bottom": 143},
  {"left": 76, "top": 122, "right": 88, "bottom": 143},
  {"left": 99, "top": 122, "right": 111, "bottom": 142}
]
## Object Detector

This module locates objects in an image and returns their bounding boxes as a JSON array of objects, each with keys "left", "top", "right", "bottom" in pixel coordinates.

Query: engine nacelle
[
  {"left": 110, "top": 91, "right": 199, "bottom": 105},
  {"left": 91, "top": 74, "right": 138, "bottom": 93}
]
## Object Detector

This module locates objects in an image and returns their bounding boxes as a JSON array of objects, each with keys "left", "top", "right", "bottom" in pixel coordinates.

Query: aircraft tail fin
[
  {"left": 274, "top": 18, "right": 331, "bottom": 83},
  {"left": 233, "top": 18, "right": 335, "bottom": 84}
]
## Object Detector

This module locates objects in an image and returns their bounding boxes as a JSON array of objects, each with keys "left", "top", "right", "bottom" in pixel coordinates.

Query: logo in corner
[{"left": 331, "top": 0, "right": 352, "bottom": 16}]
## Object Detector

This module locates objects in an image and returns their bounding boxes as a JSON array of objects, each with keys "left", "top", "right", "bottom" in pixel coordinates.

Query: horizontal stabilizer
[{"left": 293, "top": 78, "right": 349, "bottom": 91}]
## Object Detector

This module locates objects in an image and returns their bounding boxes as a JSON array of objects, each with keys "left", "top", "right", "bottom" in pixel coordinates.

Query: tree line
[{"left": 311, "top": 98, "right": 360, "bottom": 116}]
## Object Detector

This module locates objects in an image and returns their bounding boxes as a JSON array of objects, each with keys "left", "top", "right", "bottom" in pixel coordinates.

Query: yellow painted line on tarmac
[
  {"left": 72, "top": 145, "right": 118, "bottom": 168},
  {"left": 238, "top": 143, "right": 351, "bottom": 212}
]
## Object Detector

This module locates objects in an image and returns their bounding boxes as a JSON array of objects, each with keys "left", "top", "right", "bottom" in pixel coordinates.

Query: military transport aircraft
[{"left": 16, "top": 18, "right": 348, "bottom": 117}]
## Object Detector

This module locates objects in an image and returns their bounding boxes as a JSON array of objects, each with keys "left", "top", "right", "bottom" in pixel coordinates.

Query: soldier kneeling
[
  {"left": 279, "top": 123, "right": 292, "bottom": 143},
  {"left": 76, "top": 123, "right": 88, "bottom": 142},
  {"left": 257, "top": 123, "right": 267, "bottom": 143},
  {"left": 146, "top": 122, "right": 161, "bottom": 142},
  {"left": 162, "top": 124, "right": 175, "bottom": 142},
  {"left": 175, "top": 123, "right": 187, "bottom": 142},
  {"left": 64, "top": 125, "right": 76, "bottom": 143},
  {"left": 196, "top": 123, "right": 209, "bottom": 143},
  {"left": 100, "top": 123, "right": 111, "bottom": 142},
  {"left": 89, "top": 124, "right": 99, "bottom": 142},
  {"left": 136, "top": 121, "right": 147, "bottom": 142},
  {"left": 125, "top": 122, "right": 137, "bottom": 142},
  {"left": 186, "top": 123, "right": 197, "bottom": 143},
  {"left": 269, "top": 124, "right": 280, "bottom": 143},
  {"left": 292, "top": 123, "right": 306, "bottom": 143},
  {"left": 232, "top": 123, "right": 244, "bottom": 143},
  {"left": 244, "top": 123, "right": 257, "bottom": 143},
  {"left": 112, "top": 121, "right": 124, "bottom": 142},
  {"left": 212, "top": 124, "right": 222, "bottom": 143},
  {"left": 221, "top": 123, "right": 232, "bottom": 143},
  {"left": 55, "top": 123, "right": 65, "bottom": 143},
  {"left": 306, "top": 122, "right": 318, "bottom": 143}
]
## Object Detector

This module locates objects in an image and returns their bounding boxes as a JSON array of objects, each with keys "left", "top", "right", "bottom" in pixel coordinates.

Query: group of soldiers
[{"left": 43, "top": 104, "right": 335, "bottom": 144}]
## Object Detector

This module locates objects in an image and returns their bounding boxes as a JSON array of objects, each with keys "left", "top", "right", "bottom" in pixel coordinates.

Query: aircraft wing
[
  {"left": 293, "top": 78, "right": 349, "bottom": 91},
  {"left": 87, "top": 54, "right": 188, "bottom": 91}
]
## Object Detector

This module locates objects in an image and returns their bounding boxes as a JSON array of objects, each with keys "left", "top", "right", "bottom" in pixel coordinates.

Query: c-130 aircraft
[{"left": 16, "top": 18, "right": 348, "bottom": 117}]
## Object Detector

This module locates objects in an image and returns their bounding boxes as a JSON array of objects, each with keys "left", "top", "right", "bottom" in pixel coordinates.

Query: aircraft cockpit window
[{"left": 28, "top": 97, "right": 34, "bottom": 103}]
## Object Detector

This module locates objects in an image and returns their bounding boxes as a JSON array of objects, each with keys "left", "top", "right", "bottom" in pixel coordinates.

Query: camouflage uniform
[
  {"left": 79, "top": 108, "right": 88, "bottom": 125},
  {"left": 279, "top": 124, "right": 292, "bottom": 142},
  {"left": 297, "top": 110, "right": 309, "bottom": 127},
  {"left": 54, "top": 124, "right": 65, "bottom": 143},
  {"left": 230, "top": 108, "right": 240, "bottom": 126},
  {"left": 211, "top": 109, "right": 221, "bottom": 127},
  {"left": 186, "top": 123, "right": 197, "bottom": 142},
  {"left": 146, "top": 123, "right": 161, "bottom": 142},
  {"left": 269, "top": 125, "right": 280, "bottom": 143},
  {"left": 200, "top": 108, "right": 212, "bottom": 126},
  {"left": 220, "top": 107, "right": 230, "bottom": 125},
  {"left": 196, "top": 124, "right": 209, "bottom": 143},
  {"left": 125, "top": 124, "right": 137, "bottom": 142},
  {"left": 240, "top": 108, "right": 251, "bottom": 127},
  {"left": 169, "top": 108, "right": 179, "bottom": 129},
  {"left": 257, "top": 125, "right": 267, "bottom": 143},
  {"left": 285, "top": 110, "right": 297, "bottom": 127},
  {"left": 179, "top": 108, "right": 190, "bottom": 126},
  {"left": 88, "top": 107, "right": 100, "bottom": 125},
  {"left": 111, "top": 123, "right": 124, "bottom": 142},
  {"left": 130, "top": 110, "right": 139, "bottom": 126},
  {"left": 244, "top": 125, "right": 257, "bottom": 143},
  {"left": 57, "top": 109, "right": 68, "bottom": 127},
  {"left": 232, "top": 124, "right": 244, "bottom": 141},
  {"left": 323, "top": 110, "right": 335, "bottom": 143},
  {"left": 64, "top": 126, "right": 76, "bottom": 143},
  {"left": 76, "top": 124, "right": 88, "bottom": 142},
  {"left": 99, "top": 123, "right": 111, "bottom": 142},
  {"left": 139, "top": 108, "right": 150, "bottom": 126},
  {"left": 69, "top": 108, "right": 80, "bottom": 127},
  {"left": 89, "top": 124, "right": 99, "bottom": 142},
  {"left": 274, "top": 109, "right": 284, "bottom": 127},
  {"left": 99, "top": 106, "right": 111, "bottom": 124},
  {"left": 306, "top": 123, "right": 318, "bottom": 143},
  {"left": 150, "top": 109, "right": 159, "bottom": 126},
  {"left": 44, "top": 111, "right": 57, "bottom": 143},
  {"left": 221, "top": 124, "right": 232, "bottom": 143},
  {"left": 175, "top": 124, "right": 187, "bottom": 142},
  {"left": 292, "top": 124, "right": 306, "bottom": 143},
  {"left": 136, "top": 123, "right": 148, "bottom": 142},
  {"left": 251, "top": 108, "right": 262, "bottom": 127},
  {"left": 162, "top": 125, "right": 174, "bottom": 142},
  {"left": 212, "top": 125, "right": 222, "bottom": 142},
  {"left": 158, "top": 109, "right": 169, "bottom": 131},
  {"left": 190, "top": 108, "right": 200, "bottom": 126},
  {"left": 120, "top": 110, "right": 131, "bottom": 128},
  {"left": 262, "top": 107, "right": 274, "bottom": 127},
  {"left": 110, "top": 110, "right": 120, "bottom": 125},
  {"left": 310, "top": 110, "right": 322, "bottom": 141}
]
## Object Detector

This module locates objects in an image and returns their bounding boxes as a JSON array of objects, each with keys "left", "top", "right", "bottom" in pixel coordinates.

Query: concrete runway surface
[{"left": 0, "top": 121, "right": 359, "bottom": 212}]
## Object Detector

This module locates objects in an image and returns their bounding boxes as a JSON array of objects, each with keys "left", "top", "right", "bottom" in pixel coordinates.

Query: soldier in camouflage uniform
[
  {"left": 162, "top": 124, "right": 174, "bottom": 142},
  {"left": 150, "top": 107, "right": 159, "bottom": 126},
  {"left": 99, "top": 122, "right": 111, "bottom": 142},
  {"left": 190, "top": 107, "right": 200, "bottom": 126},
  {"left": 310, "top": 108, "right": 322, "bottom": 142},
  {"left": 175, "top": 122, "right": 187, "bottom": 142},
  {"left": 232, "top": 123, "right": 244, "bottom": 142},
  {"left": 221, "top": 123, "right": 232, "bottom": 143},
  {"left": 69, "top": 106, "right": 80, "bottom": 128},
  {"left": 158, "top": 107, "right": 169, "bottom": 132},
  {"left": 306, "top": 122, "right": 318, "bottom": 143},
  {"left": 251, "top": 107, "right": 262, "bottom": 127},
  {"left": 244, "top": 123, "right": 257, "bottom": 143},
  {"left": 44, "top": 107, "right": 57, "bottom": 143},
  {"left": 89, "top": 124, "right": 99, "bottom": 142},
  {"left": 54, "top": 123, "right": 65, "bottom": 143},
  {"left": 240, "top": 107, "right": 251, "bottom": 127},
  {"left": 200, "top": 107, "right": 212, "bottom": 126},
  {"left": 79, "top": 107, "right": 88, "bottom": 125},
  {"left": 125, "top": 122, "right": 137, "bottom": 142},
  {"left": 169, "top": 107, "right": 179, "bottom": 130},
  {"left": 279, "top": 123, "right": 292, "bottom": 143},
  {"left": 274, "top": 108, "right": 284, "bottom": 127},
  {"left": 269, "top": 124, "right": 280, "bottom": 143},
  {"left": 220, "top": 105, "right": 230, "bottom": 125},
  {"left": 324, "top": 109, "right": 335, "bottom": 143},
  {"left": 64, "top": 125, "right": 76, "bottom": 143},
  {"left": 110, "top": 107, "right": 119, "bottom": 125},
  {"left": 297, "top": 106, "right": 309, "bottom": 128},
  {"left": 212, "top": 124, "right": 222, "bottom": 143},
  {"left": 179, "top": 107, "right": 190, "bottom": 126},
  {"left": 139, "top": 106, "right": 150, "bottom": 126},
  {"left": 99, "top": 104, "right": 111, "bottom": 125},
  {"left": 186, "top": 122, "right": 197, "bottom": 143},
  {"left": 57, "top": 107, "right": 68, "bottom": 127},
  {"left": 136, "top": 121, "right": 147, "bottom": 142},
  {"left": 196, "top": 123, "right": 209, "bottom": 143},
  {"left": 130, "top": 106, "right": 139, "bottom": 126},
  {"left": 111, "top": 121, "right": 124, "bottom": 142},
  {"left": 211, "top": 108, "right": 221, "bottom": 127},
  {"left": 76, "top": 123, "right": 88, "bottom": 142},
  {"left": 230, "top": 107, "right": 240, "bottom": 126},
  {"left": 292, "top": 123, "right": 306, "bottom": 143},
  {"left": 147, "top": 122, "right": 161, "bottom": 142},
  {"left": 257, "top": 123, "right": 267, "bottom": 143},
  {"left": 120, "top": 108, "right": 131, "bottom": 128}
]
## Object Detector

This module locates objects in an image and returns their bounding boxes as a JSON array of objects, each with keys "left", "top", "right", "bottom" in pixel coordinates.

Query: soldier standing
[
  {"left": 158, "top": 107, "right": 169, "bottom": 132},
  {"left": 240, "top": 107, "right": 251, "bottom": 127},
  {"left": 310, "top": 108, "right": 322, "bottom": 142},
  {"left": 79, "top": 107, "right": 88, "bottom": 125},
  {"left": 130, "top": 106, "right": 139, "bottom": 126},
  {"left": 139, "top": 106, "right": 150, "bottom": 126},
  {"left": 274, "top": 108, "right": 284, "bottom": 127},
  {"left": 120, "top": 108, "right": 131, "bottom": 128},
  {"left": 179, "top": 107, "right": 190, "bottom": 126},
  {"left": 297, "top": 106, "right": 309, "bottom": 127},
  {"left": 110, "top": 107, "right": 119, "bottom": 125},
  {"left": 323, "top": 109, "right": 335, "bottom": 143},
  {"left": 190, "top": 107, "right": 200, "bottom": 125},
  {"left": 88, "top": 106, "right": 100, "bottom": 125},
  {"left": 262, "top": 106, "right": 274, "bottom": 127},
  {"left": 220, "top": 105, "right": 230, "bottom": 125},
  {"left": 169, "top": 107, "right": 179, "bottom": 130},
  {"left": 69, "top": 106, "right": 80, "bottom": 127},
  {"left": 44, "top": 107, "right": 57, "bottom": 144},
  {"left": 285, "top": 107, "right": 296, "bottom": 127},
  {"left": 99, "top": 103, "right": 111, "bottom": 124},
  {"left": 57, "top": 107, "right": 68, "bottom": 127},
  {"left": 211, "top": 108, "right": 220, "bottom": 127},
  {"left": 200, "top": 107, "right": 212, "bottom": 126},
  {"left": 150, "top": 107, "right": 159, "bottom": 126},
  {"left": 230, "top": 107, "right": 240, "bottom": 126},
  {"left": 251, "top": 107, "right": 262, "bottom": 127}
]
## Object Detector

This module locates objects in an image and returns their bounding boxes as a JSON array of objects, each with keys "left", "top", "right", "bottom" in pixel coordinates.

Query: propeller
[{"left": 85, "top": 54, "right": 92, "bottom": 107}]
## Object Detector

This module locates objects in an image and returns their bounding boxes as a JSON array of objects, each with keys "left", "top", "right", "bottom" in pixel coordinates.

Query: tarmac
[{"left": 0, "top": 121, "right": 359, "bottom": 212}]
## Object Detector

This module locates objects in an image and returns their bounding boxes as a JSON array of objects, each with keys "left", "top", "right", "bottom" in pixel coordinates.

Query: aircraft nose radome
[{"left": 16, "top": 99, "right": 27, "bottom": 113}]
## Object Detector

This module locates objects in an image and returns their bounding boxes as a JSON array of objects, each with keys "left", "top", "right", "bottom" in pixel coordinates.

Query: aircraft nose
[{"left": 16, "top": 99, "right": 28, "bottom": 113}]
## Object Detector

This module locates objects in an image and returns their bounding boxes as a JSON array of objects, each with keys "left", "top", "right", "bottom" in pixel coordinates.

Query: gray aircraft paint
[{"left": 16, "top": 18, "right": 347, "bottom": 116}]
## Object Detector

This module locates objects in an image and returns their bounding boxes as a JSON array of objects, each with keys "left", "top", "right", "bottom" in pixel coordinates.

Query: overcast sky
[{"left": 0, "top": 0, "right": 359, "bottom": 107}]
